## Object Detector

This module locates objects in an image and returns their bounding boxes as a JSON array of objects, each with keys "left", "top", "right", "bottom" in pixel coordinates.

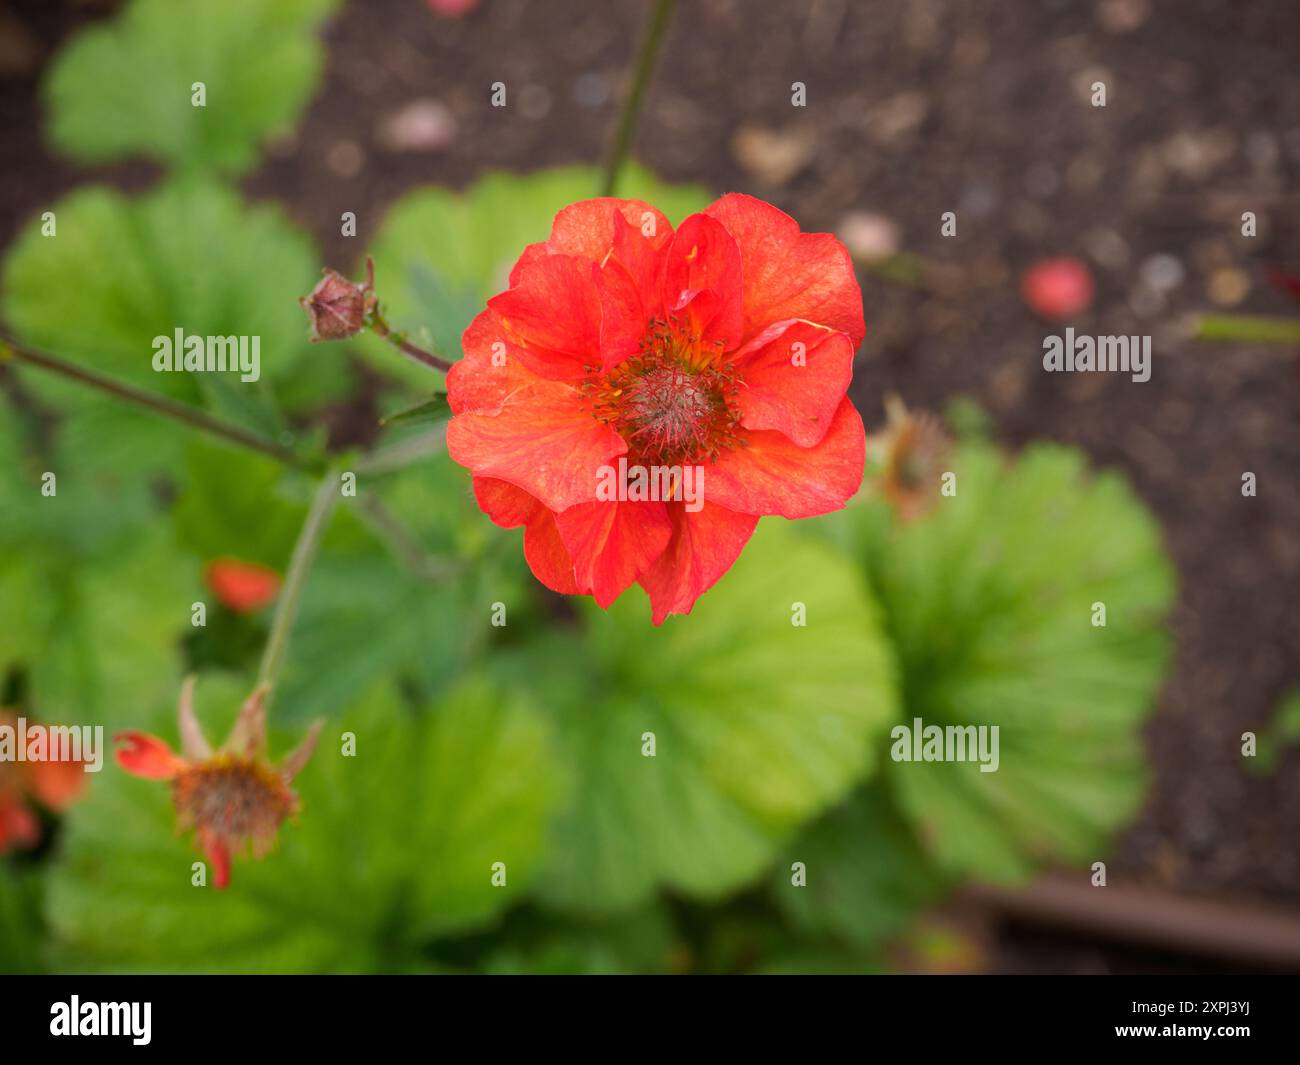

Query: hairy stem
[
  {"left": 258, "top": 470, "right": 341, "bottom": 700},
  {"left": 600, "top": 0, "right": 676, "bottom": 197},
  {"left": 367, "top": 313, "right": 453, "bottom": 374},
  {"left": 0, "top": 334, "right": 457, "bottom": 593},
  {"left": 354, "top": 494, "right": 457, "bottom": 582},
  {"left": 0, "top": 335, "right": 307, "bottom": 468}
]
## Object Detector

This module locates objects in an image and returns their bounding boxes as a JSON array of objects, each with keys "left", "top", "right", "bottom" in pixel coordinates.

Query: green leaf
[
  {"left": 771, "top": 783, "right": 949, "bottom": 948},
  {"left": 172, "top": 441, "right": 308, "bottom": 570},
  {"left": 475, "top": 907, "right": 680, "bottom": 975},
  {"left": 838, "top": 441, "right": 1176, "bottom": 882},
  {"left": 0, "top": 413, "right": 197, "bottom": 725},
  {"left": 24, "top": 525, "right": 198, "bottom": 728},
  {"left": 2, "top": 181, "right": 320, "bottom": 443},
  {"left": 271, "top": 454, "right": 533, "bottom": 725},
  {"left": 1246, "top": 687, "right": 1300, "bottom": 777},
  {"left": 46, "top": 676, "right": 561, "bottom": 973},
  {"left": 512, "top": 519, "right": 898, "bottom": 914},
  {"left": 362, "top": 165, "right": 714, "bottom": 388},
  {"left": 44, "top": 0, "right": 338, "bottom": 175},
  {"left": 1, "top": 179, "right": 332, "bottom": 509},
  {"left": 380, "top": 392, "right": 450, "bottom": 428},
  {"left": 0, "top": 863, "right": 46, "bottom": 974}
]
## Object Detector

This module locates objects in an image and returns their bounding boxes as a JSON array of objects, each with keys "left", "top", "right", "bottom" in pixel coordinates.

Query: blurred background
[{"left": 0, "top": 0, "right": 1297, "bottom": 974}]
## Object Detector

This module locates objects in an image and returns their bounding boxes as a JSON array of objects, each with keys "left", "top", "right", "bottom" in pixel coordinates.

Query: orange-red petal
[
  {"left": 638, "top": 502, "right": 759, "bottom": 624},
  {"left": 473, "top": 475, "right": 541, "bottom": 529},
  {"left": 200, "top": 829, "right": 232, "bottom": 890},
  {"left": 705, "top": 397, "right": 866, "bottom": 518},
  {"left": 554, "top": 499, "right": 673, "bottom": 609},
  {"left": 705, "top": 193, "right": 865, "bottom": 347},
  {"left": 114, "top": 732, "right": 187, "bottom": 780},
  {"left": 447, "top": 308, "right": 548, "bottom": 416},
  {"left": 517, "top": 196, "right": 673, "bottom": 275},
  {"left": 660, "top": 212, "right": 744, "bottom": 349},
  {"left": 523, "top": 508, "right": 585, "bottom": 596},
  {"left": 730, "top": 319, "right": 856, "bottom": 447},
  {"left": 487, "top": 254, "right": 603, "bottom": 380},
  {"left": 473, "top": 477, "right": 585, "bottom": 595},
  {"left": 597, "top": 211, "right": 672, "bottom": 370},
  {"left": 447, "top": 380, "right": 627, "bottom": 513}
]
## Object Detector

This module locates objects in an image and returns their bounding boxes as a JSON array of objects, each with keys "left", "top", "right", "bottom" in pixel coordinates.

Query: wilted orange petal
[
  {"left": 114, "top": 732, "right": 186, "bottom": 780},
  {"left": 200, "top": 830, "right": 232, "bottom": 890}
]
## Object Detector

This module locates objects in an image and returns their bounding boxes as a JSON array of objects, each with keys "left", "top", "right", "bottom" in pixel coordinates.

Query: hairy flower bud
[{"left": 300, "top": 258, "right": 375, "bottom": 342}]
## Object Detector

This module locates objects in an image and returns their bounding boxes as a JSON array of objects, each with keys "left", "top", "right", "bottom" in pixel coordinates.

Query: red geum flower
[
  {"left": 0, "top": 708, "right": 86, "bottom": 855},
  {"left": 445, "top": 194, "right": 867, "bottom": 623},
  {"left": 114, "top": 678, "right": 322, "bottom": 889},
  {"left": 204, "top": 558, "right": 282, "bottom": 614}
]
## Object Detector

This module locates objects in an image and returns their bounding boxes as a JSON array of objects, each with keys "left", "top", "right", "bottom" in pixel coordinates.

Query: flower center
[
  {"left": 587, "top": 319, "right": 741, "bottom": 466},
  {"left": 172, "top": 756, "right": 295, "bottom": 854}
]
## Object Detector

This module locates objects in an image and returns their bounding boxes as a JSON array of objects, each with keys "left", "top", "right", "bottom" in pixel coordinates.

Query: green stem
[
  {"left": 257, "top": 470, "right": 341, "bottom": 698},
  {"left": 354, "top": 494, "right": 457, "bottom": 582},
  {"left": 0, "top": 335, "right": 307, "bottom": 468},
  {"left": 0, "top": 334, "right": 455, "bottom": 591},
  {"left": 600, "top": 0, "right": 676, "bottom": 197},
  {"left": 367, "top": 313, "right": 453, "bottom": 373},
  {"left": 1193, "top": 314, "right": 1300, "bottom": 345}
]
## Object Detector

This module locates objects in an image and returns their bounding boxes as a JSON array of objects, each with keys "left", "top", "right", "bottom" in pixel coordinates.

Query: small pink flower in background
[
  {"left": 1021, "top": 256, "right": 1094, "bottom": 320},
  {"left": 425, "top": 0, "right": 479, "bottom": 17}
]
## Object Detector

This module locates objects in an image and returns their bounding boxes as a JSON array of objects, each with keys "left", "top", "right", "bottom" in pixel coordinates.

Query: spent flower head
[
  {"left": 866, "top": 395, "right": 951, "bottom": 522},
  {"left": 114, "top": 677, "right": 322, "bottom": 889}
]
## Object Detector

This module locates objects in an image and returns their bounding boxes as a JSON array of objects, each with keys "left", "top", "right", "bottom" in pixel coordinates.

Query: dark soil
[{"left": 2, "top": 0, "right": 1298, "bottom": 972}]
